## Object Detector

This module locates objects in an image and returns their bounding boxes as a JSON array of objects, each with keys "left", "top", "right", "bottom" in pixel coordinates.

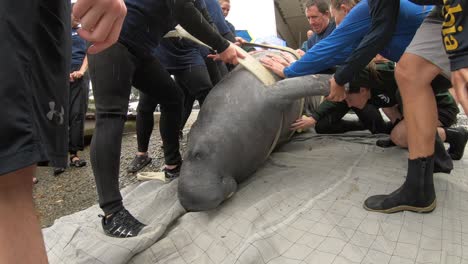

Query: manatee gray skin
[{"left": 178, "top": 51, "right": 331, "bottom": 211}]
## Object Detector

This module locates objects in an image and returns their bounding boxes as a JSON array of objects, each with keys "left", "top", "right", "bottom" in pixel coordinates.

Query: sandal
[
  {"left": 127, "top": 155, "right": 152, "bottom": 173},
  {"left": 69, "top": 155, "right": 87, "bottom": 167}
]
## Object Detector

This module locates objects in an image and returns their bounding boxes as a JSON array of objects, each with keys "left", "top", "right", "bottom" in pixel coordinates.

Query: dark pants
[
  {"left": 88, "top": 43, "right": 183, "bottom": 215},
  {"left": 205, "top": 57, "right": 228, "bottom": 86},
  {"left": 136, "top": 91, "right": 183, "bottom": 165},
  {"left": 315, "top": 102, "right": 392, "bottom": 134},
  {"left": 136, "top": 65, "right": 212, "bottom": 157},
  {"left": 68, "top": 65, "right": 89, "bottom": 154},
  {"left": 173, "top": 65, "right": 213, "bottom": 129}
]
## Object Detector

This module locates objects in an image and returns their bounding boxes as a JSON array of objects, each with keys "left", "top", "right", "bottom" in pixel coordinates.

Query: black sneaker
[
  {"left": 100, "top": 209, "right": 145, "bottom": 238},
  {"left": 445, "top": 127, "right": 468, "bottom": 160},
  {"left": 164, "top": 162, "right": 182, "bottom": 181},
  {"left": 53, "top": 167, "right": 66, "bottom": 176},
  {"left": 127, "top": 154, "right": 152, "bottom": 173},
  {"left": 376, "top": 138, "right": 396, "bottom": 148}
]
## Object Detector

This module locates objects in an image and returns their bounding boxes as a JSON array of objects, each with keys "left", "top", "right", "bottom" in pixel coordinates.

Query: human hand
[
  {"left": 207, "top": 43, "right": 245, "bottom": 65},
  {"left": 295, "top": 49, "right": 305, "bottom": 58},
  {"left": 73, "top": 0, "right": 127, "bottom": 54},
  {"left": 452, "top": 68, "right": 468, "bottom": 115},
  {"left": 326, "top": 77, "right": 346, "bottom": 102},
  {"left": 279, "top": 51, "right": 297, "bottom": 64},
  {"left": 290, "top": 115, "right": 317, "bottom": 131},
  {"left": 72, "top": 71, "right": 84, "bottom": 79},
  {"left": 234, "top": 37, "right": 247, "bottom": 46},
  {"left": 260, "top": 53, "right": 292, "bottom": 78}
]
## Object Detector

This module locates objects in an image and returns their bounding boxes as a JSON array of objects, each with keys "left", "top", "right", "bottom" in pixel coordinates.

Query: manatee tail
[{"left": 267, "top": 74, "right": 334, "bottom": 107}]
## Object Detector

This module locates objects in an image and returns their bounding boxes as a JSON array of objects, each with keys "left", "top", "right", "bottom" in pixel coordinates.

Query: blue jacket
[{"left": 284, "top": 0, "right": 433, "bottom": 77}]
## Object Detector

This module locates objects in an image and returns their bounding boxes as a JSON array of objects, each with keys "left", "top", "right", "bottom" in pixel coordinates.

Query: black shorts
[
  {"left": 0, "top": 0, "right": 70, "bottom": 175},
  {"left": 438, "top": 106, "right": 458, "bottom": 128}
]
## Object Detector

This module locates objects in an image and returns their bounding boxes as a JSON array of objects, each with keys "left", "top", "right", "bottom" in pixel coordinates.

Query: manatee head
[{"left": 178, "top": 120, "right": 238, "bottom": 212}]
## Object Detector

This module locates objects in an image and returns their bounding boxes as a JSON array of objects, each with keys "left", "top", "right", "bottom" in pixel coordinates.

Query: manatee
[{"left": 178, "top": 50, "right": 331, "bottom": 211}]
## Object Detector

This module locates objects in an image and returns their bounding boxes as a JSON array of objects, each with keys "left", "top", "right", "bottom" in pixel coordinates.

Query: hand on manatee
[
  {"left": 326, "top": 77, "right": 346, "bottom": 102},
  {"left": 260, "top": 54, "right": 292, "bottom": 78},
  {"left": 290, "top": 115, "right": 317, "bottom": 131},
  {"left": 279, "top": 51, "right": 297, "bottom": 64}
]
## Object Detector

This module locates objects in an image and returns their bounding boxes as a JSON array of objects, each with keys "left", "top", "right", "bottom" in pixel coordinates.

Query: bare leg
[
  {"left": 0, "top": 165, "right": 48, "bottom": 264},
  {"left": 364, "top": 54, "right": 442, "bottom": 213},
  {"left": 397, "top": 54, "right": 440, "bottom": 159}
]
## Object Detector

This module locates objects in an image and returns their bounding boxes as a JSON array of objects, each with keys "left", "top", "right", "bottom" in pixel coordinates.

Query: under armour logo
[
  {"left": 46, "top": 101, "right": 64, "bottom": 125},
  {"left": 377, "top": 94, "right": 390, "bottom": 104}
]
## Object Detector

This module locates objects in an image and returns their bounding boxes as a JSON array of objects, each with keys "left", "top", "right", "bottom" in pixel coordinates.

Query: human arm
[
  {"left": 290, "top": 100, "right": 346, "bottom": 131},
  {"left": 332, "top": 0, "right": 399, "bottom": 86},
  {"left": 70, "top": 56, "right": 88, "bottom": 82},
  {"left": 173, "top": 0, "right": 244, "bottom": 64},
  {"left": 73, "top": 0, "right": 127, "bottom": 54},
  {"left": 443, "top": 0, "right": 468, "bottom": 114},
  {"left": 283, "top": 2, "right": 371, "bottom": 78}
]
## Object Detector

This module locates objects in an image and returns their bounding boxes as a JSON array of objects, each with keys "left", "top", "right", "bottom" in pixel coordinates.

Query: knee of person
[{"left": 394, "top": 65, "right": 411, "bottom": 87}]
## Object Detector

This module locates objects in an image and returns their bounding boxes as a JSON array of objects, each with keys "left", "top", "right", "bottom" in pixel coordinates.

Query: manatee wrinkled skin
[{"left": 178, "top": 51, "right": 330, "bottom": 211}]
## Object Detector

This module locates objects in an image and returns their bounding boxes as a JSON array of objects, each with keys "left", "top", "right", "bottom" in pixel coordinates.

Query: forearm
[
  {"left": 334, "top": 0, "right": 399, "bottom": 85},
  {"left": 79, "top": 56, "right": 88, "bottom": 73},
  {"left": 173, "top": 0, "right": 229, "bottom": 53},
  {"left": 310, "top": 100, "right": 346, "bottom": 121}
]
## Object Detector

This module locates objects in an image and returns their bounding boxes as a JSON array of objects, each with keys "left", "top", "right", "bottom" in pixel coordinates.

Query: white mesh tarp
[{"left": 44, "top": 132, "right": 468, "bottom": 264}]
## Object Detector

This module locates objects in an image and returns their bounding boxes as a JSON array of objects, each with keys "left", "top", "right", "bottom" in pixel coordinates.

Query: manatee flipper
[{"left": 267, "top": 74, "right": 334, "bottom": 108}]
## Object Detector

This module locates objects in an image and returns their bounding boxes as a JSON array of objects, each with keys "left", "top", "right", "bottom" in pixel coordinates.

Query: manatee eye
[{"left": 188, "top": 150, "right": 203, "bottom": 160}]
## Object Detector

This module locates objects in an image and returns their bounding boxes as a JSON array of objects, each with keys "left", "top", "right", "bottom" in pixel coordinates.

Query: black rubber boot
[
  {"left": 444, "top": 127, "right": 468, "bottom": 160},
  {"left": 364, "top": 156, "right": 436, "bottom": 214},
  {"left": 433, "top": 133, "right": 453, "bottom": 174}
]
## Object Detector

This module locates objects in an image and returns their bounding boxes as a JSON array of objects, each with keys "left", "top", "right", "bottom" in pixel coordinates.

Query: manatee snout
[{"left": 178, "top": 173, "right": 237, "bottom": 212}]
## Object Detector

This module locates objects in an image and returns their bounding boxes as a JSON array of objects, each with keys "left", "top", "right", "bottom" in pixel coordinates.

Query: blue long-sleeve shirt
[{"left": 284, "top": 0, "right": 433, "bottom": 78}]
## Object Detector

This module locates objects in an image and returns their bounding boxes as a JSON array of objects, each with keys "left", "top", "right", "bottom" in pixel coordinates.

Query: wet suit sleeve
[
  {"left": 442, "top": 0, "right": 468, "bottom": 70},
  {"left": 173, "top": 0, "right": 230, "bottom": 53},
  {"left": 333, "top": 0, "right": 399, "bottom": 86},
  {"left": 309, "top": 100, "right": 348, "bottom": 121},
  {"left": 283, "top": 2, "right": 371, "bottom": 77}
]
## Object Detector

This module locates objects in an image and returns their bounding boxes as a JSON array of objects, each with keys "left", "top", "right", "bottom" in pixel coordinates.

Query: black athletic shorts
[
  {"left": 438, "top": 105, "right": 459, "bottom": 128},
  {"left": 0, "top": 0, "right": 70, "bottom": 175}
]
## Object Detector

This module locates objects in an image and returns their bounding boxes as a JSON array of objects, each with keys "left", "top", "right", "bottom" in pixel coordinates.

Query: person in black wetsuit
[
  {"left": 0, "top": 0, "right": 126, "bottom": 262},
  {"left": 127, "top": 0, "right": 234, "bottom": 175},
  {"left": 87, "top": 0, "right": 244, "bottom": 238}
]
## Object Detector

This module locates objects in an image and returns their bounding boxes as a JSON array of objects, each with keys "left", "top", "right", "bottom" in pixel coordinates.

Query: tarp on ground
[{"left": 44, "top": 131, "right": 468, "bottom": 264}]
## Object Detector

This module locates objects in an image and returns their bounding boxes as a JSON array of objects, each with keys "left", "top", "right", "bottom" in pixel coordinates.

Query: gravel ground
[
  {"left": 34, "top": 112, "right": 197, "bottom": 228},
  {"left": 34, "top": 110, "right": 468, "bottom": 228}
]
